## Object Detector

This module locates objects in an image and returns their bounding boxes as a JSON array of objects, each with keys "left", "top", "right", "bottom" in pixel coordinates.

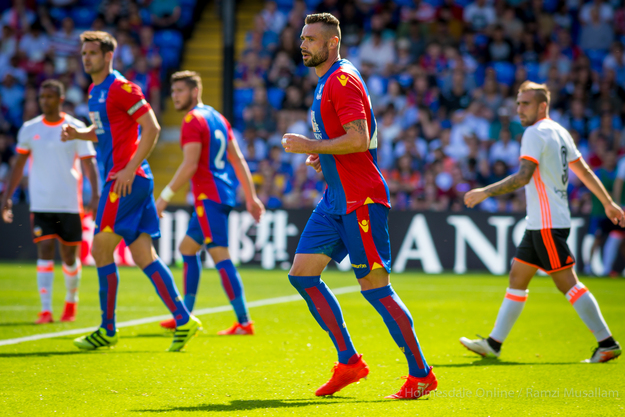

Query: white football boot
[{"left": 460, "top": 335, "right": 500, "bottom": 358}]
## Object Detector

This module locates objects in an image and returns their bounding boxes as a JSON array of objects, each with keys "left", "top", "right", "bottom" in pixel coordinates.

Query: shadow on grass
[
  {"left": 0, "top": 350, "right": 151, "bottom": 358},
  {"left": 134, "top": 398, "right": 387, "bottom": 413},
  {"left": 432, "top": 358, "right": 578, "bottom": 367},
  {"left": 0, "top": 322, "right": 39, "bottom": 327}
]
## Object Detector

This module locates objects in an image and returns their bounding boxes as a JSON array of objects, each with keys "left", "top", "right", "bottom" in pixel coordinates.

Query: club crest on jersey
[
  {"left": 337, "top": 74, "right": 349, "bottom": 87},
  {"left": 122, "top": 83, "right": 132, "bottom": 93},
  {"left": 33, "top": 226, "right": 42, "bottom": 237},
  {"left": 316, "top": 83, "right": 324, "bottom": 99},
  {"left": 98, "top": 90, "right": 107, "bottom": 103}
]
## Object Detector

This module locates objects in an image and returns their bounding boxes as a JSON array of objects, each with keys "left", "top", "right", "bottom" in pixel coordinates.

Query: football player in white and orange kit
[
  {"left": 460, "top": 81, "right": 625, "bottom": 363},
  {"left": 1, "top": 80, "right": 100, "bottom": 324}
]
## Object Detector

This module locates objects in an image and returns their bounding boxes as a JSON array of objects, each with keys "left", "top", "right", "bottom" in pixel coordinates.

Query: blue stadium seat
[
  {"left": 267, "top": 88, "right": 285, "bottom": 110},
  {"left": 524, "top": 62, "right": 542, "bottom": 83},
  {"left": 234, "top": 88, "right": 254, "bottom": 106},
  {"left": 154, "top": 30, "right": 184, "bottom": 50},
  {"left": 492, "top": 62, "right": 516, "bottom": 86},
  {"left": 48, "top": 7, "right": 70, "bottom": 23},
  {"left": 275, "top": 0, "right": 293, "bottom": 8},
  {"left": 78, "top": 0, "right": 102, "bottom": 6},
  {"left": 305, "top": 0, "right": 322, "bottom": 9},
  {"left": 71, "top": 8, "right": 98, "bottom": 29},
  {"left": 585, "top": 49, "right": 608, "bottom": 74},
  {"left": 178, "top": 8, "right": 194, "bottom": 28}
]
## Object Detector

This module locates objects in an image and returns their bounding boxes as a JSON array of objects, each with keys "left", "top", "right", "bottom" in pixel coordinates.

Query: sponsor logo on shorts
[
  {"left": 109, "top": 192, "right": 118, "bottom": 203},
  {"left": 33, "top": 226, "right": 42, "bottom": 237},
  {"left": 351, "top": 263, "right": 367, "bottom": 269},
  {"left": 359, "top": 219, "right": 369, "bottom": 233}
]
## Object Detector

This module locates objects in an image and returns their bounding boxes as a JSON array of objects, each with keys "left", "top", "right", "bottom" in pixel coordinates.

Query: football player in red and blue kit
[
  {"left": 281, "top": 14, "right": 437, "bottom": 399},
  {"left": 155, "top": 71, "right": 265, "bottom": 335},
  {"left": 62, "top": 31, "right": 201, "bottom": 352}
]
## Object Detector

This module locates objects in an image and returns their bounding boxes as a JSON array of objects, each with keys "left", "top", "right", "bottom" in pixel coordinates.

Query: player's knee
[
  {"left": 508, "top": 273, "right": 528, "bottom": 290},
  {"left": 130, "top": 247, "right": 157, "bottom": 269},
  {"left": 61, "top": 250, "right": 77, "bottom": 266},
  {"left": 37, "top": 241, "right": 55, "bottom": 260}
]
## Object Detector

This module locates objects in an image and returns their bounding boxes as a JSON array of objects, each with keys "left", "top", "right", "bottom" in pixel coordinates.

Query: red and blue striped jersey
[
  {"left": 311, "top": 59, "right": 390, "bottom": 215},
  {"left": 180, "top": 104, "right": 237, "bottom": 207},
  {"left": 88, "top": 71, "right": 152, "bottom": 182}
]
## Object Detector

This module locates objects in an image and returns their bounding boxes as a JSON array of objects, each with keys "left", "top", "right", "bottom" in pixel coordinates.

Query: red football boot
[
  {"left": 35, "top": 311, "right": 53, "bottom": 324},
  {"left": 160, "top": 318, "right": 177, "bottom": 329},
  {"left": 315, "top": 354, "right": 369, "bottom": 396},
  {"left": 60, "top": 302, "right": 77, "bottom": 322},
  {"left": 385, "top": 366, "right": 438, "bottom": 399},
  {"left": 217, "top": 322, "right": 255, "bottom": 335}
]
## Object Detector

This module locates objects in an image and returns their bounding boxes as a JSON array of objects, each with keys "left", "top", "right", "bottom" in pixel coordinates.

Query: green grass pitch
[{"left": 0, "top": 263, "right": 623, "bottom": 416}]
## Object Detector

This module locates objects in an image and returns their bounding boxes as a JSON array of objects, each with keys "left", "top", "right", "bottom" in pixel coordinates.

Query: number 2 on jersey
[{"left": 214, "top": 129, "right": 227, "bottom": 169}]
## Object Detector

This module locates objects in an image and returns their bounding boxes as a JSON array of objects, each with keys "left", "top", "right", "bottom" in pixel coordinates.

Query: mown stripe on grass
[{"left": 0, "top": 285, "right": 361, "bottom": 347}]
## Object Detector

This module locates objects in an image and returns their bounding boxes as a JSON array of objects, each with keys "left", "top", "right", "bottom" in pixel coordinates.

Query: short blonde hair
[{"left": 518, "top": 81, "right": 550, "bottom": 106}]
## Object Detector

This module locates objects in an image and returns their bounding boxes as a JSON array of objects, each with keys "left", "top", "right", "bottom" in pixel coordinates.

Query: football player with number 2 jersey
[{"left": 155, "top": 70, "right": 265, "bottom": 335}]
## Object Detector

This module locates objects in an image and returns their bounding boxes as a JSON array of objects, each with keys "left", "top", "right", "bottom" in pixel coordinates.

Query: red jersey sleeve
[
  {"left": 180, "top": 111, "right": 204, "bottom": 147},
  {"left": 108, "top": 80, "right": 152, "bottom": 121},
  {"left": 328, "top": 71, "right": 368, "bottom": 127},
  {"left": 218, "top": 114, "right": 234, "bottom": 141}
]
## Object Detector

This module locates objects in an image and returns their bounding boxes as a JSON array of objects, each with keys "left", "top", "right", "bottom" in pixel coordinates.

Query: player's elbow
[{"left": 355, "top": 135, "right": 369, "bottom": 153}]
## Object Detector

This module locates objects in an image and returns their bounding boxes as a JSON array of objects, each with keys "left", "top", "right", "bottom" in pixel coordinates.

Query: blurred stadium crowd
[
  {"left": 0, "top": 0, "right": 624, "bottom": 217},
  {"left": 233, "top": 0, "right": 625, "bottom": 214},
  {"left": 0, "top": 0, "right": 192, "bottom": 200}
]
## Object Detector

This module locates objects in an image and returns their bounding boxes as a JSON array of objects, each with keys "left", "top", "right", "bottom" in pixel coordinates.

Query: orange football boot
[
  {"left": 385, "top": 366, "right": 438, "bottom": 399},
  {"left": 60, "top": 302, "right": 77, "bottom": 322},
  {"left": 315, "top": 354, "right": 369, "bottom": 396},
  {"left": 35, "top": 311, "right": 53, "bottom": 324},
  {"left": 159, "top": 318, "right": 177, "bottom": 330},
  {"left": 217, "top": 322, "right": 255, "bottom": 335}
]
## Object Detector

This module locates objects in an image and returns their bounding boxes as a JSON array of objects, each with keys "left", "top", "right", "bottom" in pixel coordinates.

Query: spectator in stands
[
  {"left": 463, "top": 0, "right": 495, "bottom": 32},
  {"left": 149, "top": 0, "right": 181, "bottom": 29},
  {"left": 489, "top": 130, "right": 520, "bottom": 169},
  {"left": 18, "top": 23, "right": 50, "bottom": 72},
  {"left": 580, "top": 7, "right": 614, "bottom": 52},
  {"left": 261, "top": 1, "right": 286, "bottom": 35},
  {"left": 1, "top": 0, "right": 35, "bottom": 34}
]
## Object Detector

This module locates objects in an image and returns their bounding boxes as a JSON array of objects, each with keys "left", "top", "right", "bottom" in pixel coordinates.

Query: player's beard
[
  {"left": 303, "top": 48, "right": 329, "bottom": 68},
  {"left": 177, "top": 96, "right": 194, "bottom": 112}
]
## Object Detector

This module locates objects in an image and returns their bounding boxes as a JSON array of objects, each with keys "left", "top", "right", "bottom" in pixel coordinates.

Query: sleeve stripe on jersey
[
  {"left": 16, "top": 147, "right": 30, "bottom": 155},
  {"left": 127, "top": 99, "right": 148, "bottom": 116},
  {"left": 568, "top": 156, "right": 581, "bottom": 165},
  {"left": 519, "top": 155, "right": 539, "bottom": 165},
  {"left": 79, "top": 155, "right": 95, "bottom": 159}
]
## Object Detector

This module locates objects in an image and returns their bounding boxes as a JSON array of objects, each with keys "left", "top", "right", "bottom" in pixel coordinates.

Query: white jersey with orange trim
[
  {"left": 16, "top": 114, "right": 95, "bottom": 213},
  {"left": 519, "top": 118, "right": 582, "bottom": 230}
]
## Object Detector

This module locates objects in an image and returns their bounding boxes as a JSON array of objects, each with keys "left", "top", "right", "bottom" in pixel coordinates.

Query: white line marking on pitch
[{"left": 0, "top": 285, "right": 361, "bottom": 347}]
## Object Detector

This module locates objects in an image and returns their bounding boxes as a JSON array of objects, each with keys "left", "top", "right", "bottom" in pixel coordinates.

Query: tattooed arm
[
  {"left": 464, "top": 158, "right": 537, "bottom": 208},
  {"left": 281, "top": 119, "right": 370, "bottom": 155}
]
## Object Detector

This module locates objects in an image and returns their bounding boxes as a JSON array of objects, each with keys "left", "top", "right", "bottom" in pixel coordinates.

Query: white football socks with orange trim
[
  {"left": 36, "top": 259, "right": 54, "bottom": 312},
  {"left": 63, "top": 262, "right": 81, "bottom": 303},
  {"left": 489, "top": 288, "right": 529, "bottom": 344},
  {"left": 566, "top": 283, "right": 611, "bottom": 342}
]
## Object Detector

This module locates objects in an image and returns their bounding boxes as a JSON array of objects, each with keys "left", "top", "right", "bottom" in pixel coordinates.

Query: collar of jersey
[{"left": 319, "top": 59, "right": 348, "bottom": 82}]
